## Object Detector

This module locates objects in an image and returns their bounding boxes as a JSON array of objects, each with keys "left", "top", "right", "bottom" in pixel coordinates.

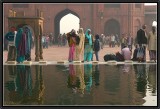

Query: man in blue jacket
[{"left": 5, "top": 26, "right": 17, "bottom": 61}]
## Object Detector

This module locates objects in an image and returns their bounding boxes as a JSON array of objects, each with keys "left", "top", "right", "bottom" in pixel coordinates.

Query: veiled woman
[
  {"left": 24, "top": 26, "right": 32, "bottom": 61},
  {"left": 75, "top": 28, "right": 85, "bottom": 61},
  {"left": 84, "top": 29, "right": 93, "bottom": 62},
  {"left": 15, "top": 28, "right": 26, "bottom": 63},
  {"left": 66, "top": 29, "right": 77, "bottom": 62}
]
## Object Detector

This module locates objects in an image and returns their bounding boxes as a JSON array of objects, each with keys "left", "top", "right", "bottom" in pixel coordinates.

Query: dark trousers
[
  {"left": 7, "top": 45, "right": 16, "bottom": 61},
  {"left": 139, "top": 44, "right": 146, "bottom": 61},
  {"left": 95, "top": 51, "right": 99, "bottom": 61}
]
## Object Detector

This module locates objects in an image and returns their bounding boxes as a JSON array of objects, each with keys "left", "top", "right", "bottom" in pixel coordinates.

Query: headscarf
[
  {"left": 85, "top": 29, "right": 92, "bottom": 45},
  {"left": 78, "top": 28, "right": 85, "bottom": 53},
  {"left": 15, "top": 28, "right": 23, "bottom": 48},
  {"left": 24, "top": 26, "right": 32, "bottom": 54}
]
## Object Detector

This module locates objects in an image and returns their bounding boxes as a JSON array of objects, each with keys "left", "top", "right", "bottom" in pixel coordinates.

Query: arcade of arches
[{"left": 4, "top": 4, "right": 157, "bottom": 61}]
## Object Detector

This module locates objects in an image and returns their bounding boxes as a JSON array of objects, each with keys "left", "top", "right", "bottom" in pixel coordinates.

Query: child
[{"left": 93, "top": 34, "right": 100, "bottom": 61}]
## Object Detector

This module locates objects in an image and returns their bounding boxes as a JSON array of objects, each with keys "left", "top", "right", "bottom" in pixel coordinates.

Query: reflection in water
[
  {"left": 148, "top": 65, "right": 156, "bottom": 94},
  {"left": 134, "top": 64, "right": 147, "bottom": 97},
  {"left": 67, "top": 64, "right": 80, "bottom": 93},
  {"left": 84, "top": 64, "right": 92, "bottom": 94},
  {"left": 4, "top": 64, "right": 157, "bottom": 106},
  {"left": 122, "top": 64, "right": 131, "bottom": 73},
  {"left": 5, "top": 65, "right": 44, "bottom": 105},
  {"left": 93, "top": 64, "right": 100, "bottom": 86}
]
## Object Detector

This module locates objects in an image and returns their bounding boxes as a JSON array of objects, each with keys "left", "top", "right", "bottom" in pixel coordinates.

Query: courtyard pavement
[{"left": 3, "top": 44, "right": 150, "bottom": 63}]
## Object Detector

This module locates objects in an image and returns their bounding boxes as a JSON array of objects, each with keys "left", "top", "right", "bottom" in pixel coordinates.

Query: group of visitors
[
  {"left": 117, "top": 24, "right": 156, "bottom": 62},
  {"left": 42, "top": 33, "right": 56, "bottom": 48},
  {"left": 66, "top": 23, "right": 156, "bottom": 62},
  {"left": 4, "top": 23, "right": 156, "bottom": 63},
  {"left": 66, "top": 28, "right": 101, "bottom": 62},
  {"left": 5, "top": 26, "right": 32, "bottom": 63}
]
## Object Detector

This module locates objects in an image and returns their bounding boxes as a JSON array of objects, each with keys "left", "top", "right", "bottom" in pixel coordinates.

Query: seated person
[{"left": 121, "top": 45, "right": 131, "bottom": 60}]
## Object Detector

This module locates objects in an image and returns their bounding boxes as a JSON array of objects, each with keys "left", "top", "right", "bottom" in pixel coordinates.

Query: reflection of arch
[
  {"left": 135, "top": 19, "right": 141, "bottom": 31},
  {"left": 54, "top": 9, "right": 80, "bottom": 41},
  {"left": 104, "top": 19, "right": 120, "bottom": 36}
]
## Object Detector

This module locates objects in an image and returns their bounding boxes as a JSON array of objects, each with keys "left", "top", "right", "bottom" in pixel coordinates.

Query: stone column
[
  {"left": 35, "top": 23, "right": 40, "bottom": 61},
  {"left": 39, "top": 24, "right": 43, "bottom": 60}
]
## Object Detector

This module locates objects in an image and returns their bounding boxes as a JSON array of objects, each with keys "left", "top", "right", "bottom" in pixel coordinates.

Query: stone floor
[{"left": 3, "top": 45, "right": 150, "bottom": 62}]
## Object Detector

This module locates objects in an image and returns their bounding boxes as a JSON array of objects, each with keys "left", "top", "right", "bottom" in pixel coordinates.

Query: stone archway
[
  {"left": 104, "top": 19, "right": 120, "bottom": 36},
  {"left": 54, "top": 9, "right": 80, "bottom": 42}
]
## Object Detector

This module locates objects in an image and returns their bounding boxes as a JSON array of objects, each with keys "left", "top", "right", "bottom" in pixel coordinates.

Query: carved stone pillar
[
  {"left": 39, "top": 24, "right": 43, "bottom": 60},
  {"left": 35, "top": 23, "right": 40, "bottom": 61}
]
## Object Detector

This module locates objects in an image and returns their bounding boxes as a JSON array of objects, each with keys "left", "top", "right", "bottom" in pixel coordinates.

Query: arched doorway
[
  {"left": 104, "top": 19, "right": 120, "bottom": 36},
  {"left": 54, "top": 9, "right": 80, "bottom": 42}
]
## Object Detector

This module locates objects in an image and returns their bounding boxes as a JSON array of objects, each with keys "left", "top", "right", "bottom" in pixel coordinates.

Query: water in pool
[{"left": 3, "top": 63, "right": 157, "bottom": 106}]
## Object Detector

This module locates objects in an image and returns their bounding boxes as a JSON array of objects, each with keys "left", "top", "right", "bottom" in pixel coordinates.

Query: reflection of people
[
  {"left": 16, "top": 65, "right": 32, "bottom": 102},
  {"left": 75, "top": 64, "right": 85, "bottom": 96},
  {"left": 15, "top": 28, "right": 26, "bottom": 63},
  {"left": 67, "top": 64, "right": 80, "bottom": 93},
  {"left": 148, "top": 65, "right": 156, "bottom": 94},
  {"left": 134, "top": 64, "right": 147, "bottom": 97},
  {"left": 93, "top": 65, "right": 100, "bottom": 86},
  {"left": 5, "top": 26, "right": 17, "bottom": 61},
  {"left": 122, "top": 64, "right": 131, "bottom": 73},
  {"left": 5, "top": 65, "right": 45, "bottom": 105},
  {"left": 84, "top": 64, "right": 93, "bottom": 93}
]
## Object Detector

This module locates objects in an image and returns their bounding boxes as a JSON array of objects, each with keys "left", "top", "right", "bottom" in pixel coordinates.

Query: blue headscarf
[
  {"left": 85, "top": 29, "right": 92, "bottom": 45},
  {"left": 15, "top": 28, "right": 23, "bottom": 48},
  {"left": 24, "top": 27, "right": 32, "bottom": 54}
]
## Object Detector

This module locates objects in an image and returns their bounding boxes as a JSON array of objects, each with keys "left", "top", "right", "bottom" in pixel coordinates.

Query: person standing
[
  {"left": 83, "top": 29, "right": 93, "bottom": 62},
  {"left": 45, "top": 35, "right": 49, "bottom": 49},
  {"left": 147, "top": 26, "right": 157, "bottom": 62},
  {"left": 111, "top": 34, "right": 115, "bottom": 47},
  {"left": 5, "top": 26, "right": 17, "bottom": 61},
  {"left": 75, "top": 28, "right": 85, "bottom": 61},
  {"left": 66, "top": 29, "right": 77, "bottom": 62},
  {"left": 127, "top": 33, "right": 133, "bottom": 51},
  {"left": 136, "top": 24, "right": 148, "bottom": 62},
  {"left": 120, "top": 33, "right": 127, "bottom": 50},
  {"left": 15, "top": 28, "right": 26, "bottom": 63},
  {"left": 93, "top": 34, "right": 100, "bottom": 61},
  {"left": 23, "top": 27, "right": 32, "bottom": 61}
]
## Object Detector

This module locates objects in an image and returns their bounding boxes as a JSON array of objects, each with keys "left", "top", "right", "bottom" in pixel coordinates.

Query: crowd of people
[
  {"left": 4, "top": 23, "right": 157, "bottom": 63},
  {"left": 65, "top": 24, "right": 157, "bottom": 62}
]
